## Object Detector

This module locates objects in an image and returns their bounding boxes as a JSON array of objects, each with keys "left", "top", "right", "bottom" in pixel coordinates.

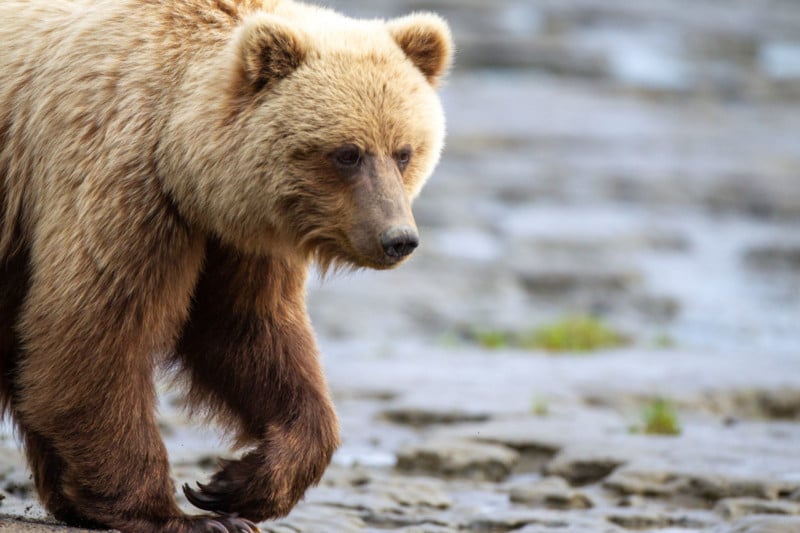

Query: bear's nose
[{"left": 380, "top": 226, "right": 419, "bottom": 259}]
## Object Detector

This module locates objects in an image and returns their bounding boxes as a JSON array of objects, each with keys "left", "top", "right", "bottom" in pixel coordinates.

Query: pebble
[
  {"left": 381, "top": 407, "right": 491, "bottom": 427},
  {"left": 717, "top": 515, "right": 800, "bottom": 533},
  {"left": 507, "top": 476, "right": 593, "bottom": 509},
  {"left": 544, "top": 447, "right": 626, "bottom": 486},
  {"left": 715, "top": 497, "right": 800, "bottom": 520},
  {"left": 395, "top": 438, "right": 519, "bottom": 482}
]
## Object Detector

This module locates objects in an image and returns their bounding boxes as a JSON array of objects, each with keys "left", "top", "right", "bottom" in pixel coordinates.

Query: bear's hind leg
[{"left": 175, "top": 240, "right": 340, "bottom": 521}]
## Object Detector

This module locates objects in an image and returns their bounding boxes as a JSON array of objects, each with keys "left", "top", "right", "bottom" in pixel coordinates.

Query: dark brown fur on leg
[
  {"left": 1, "top": 247, "right": 84, "bottom": 524},
  {"left": 0, "top": 245, "right": 27, "bottom": 415},
  {"left": 6, "top": 191, "right": 259, "bottom": 531},
  {"left": 16, "top": 258, "right": 179, "bottom": 530},
  {"left": 175, "top": 239, "right": 340, "bottom": 521}
]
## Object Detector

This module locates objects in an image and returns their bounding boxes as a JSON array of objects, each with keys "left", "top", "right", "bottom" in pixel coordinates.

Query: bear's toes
[
  {"left": 210, "top": 516, "right": 260, "bottom": 533},
  {"left": 182, "top": 460, "right": 296, "bottom": 521},
  {"left": 150, "top": 515, "right": 260, "bottom": 533}
]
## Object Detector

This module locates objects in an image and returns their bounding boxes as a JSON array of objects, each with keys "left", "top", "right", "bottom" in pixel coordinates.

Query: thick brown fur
[{"left": 0, "top": 0, "right": 452, "bottom": 532}]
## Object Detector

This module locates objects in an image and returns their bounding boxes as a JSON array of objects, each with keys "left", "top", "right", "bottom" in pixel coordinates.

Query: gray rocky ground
[{"left": 2, "top": 0, "right": 800, "bottom": 531}]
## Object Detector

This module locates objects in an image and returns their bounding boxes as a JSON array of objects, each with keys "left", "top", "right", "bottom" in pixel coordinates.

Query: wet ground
[{"left": 2, "top": 0, "right": 800, "bottom": 531}]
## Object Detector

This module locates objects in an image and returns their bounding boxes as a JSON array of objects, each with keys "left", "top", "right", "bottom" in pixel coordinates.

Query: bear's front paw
[
  {"left": 184, "top": 422, "right": 337, "bottom": 522},
  {"left": 182, "top": 454, "right": 305, "bottom": 521}
]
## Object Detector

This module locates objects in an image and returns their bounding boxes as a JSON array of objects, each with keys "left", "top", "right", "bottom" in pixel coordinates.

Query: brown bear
[{"left": 0, "top": 0, "right": 452, "bottom": 531}]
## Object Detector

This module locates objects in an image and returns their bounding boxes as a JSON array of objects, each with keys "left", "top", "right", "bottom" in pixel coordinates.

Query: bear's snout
[{"left": 380, "top": 225, "right": 419, "bottom": 260}]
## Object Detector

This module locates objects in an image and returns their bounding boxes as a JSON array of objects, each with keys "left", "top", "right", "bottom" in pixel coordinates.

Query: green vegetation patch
[
  {"left": 631, "top": 398, "right": 682, "bottom": 436},
  {"left": 521, "top": 316, "right": 627, "bottom": 353},
  {"left": 472, "top": 329, "right": 512, "bottom": 350},
  {"left": 530, "top": 395, "right": 549, "bottom": 417},
  {"left": 464, "top": 316, "right": 628, "bottom": 353}
]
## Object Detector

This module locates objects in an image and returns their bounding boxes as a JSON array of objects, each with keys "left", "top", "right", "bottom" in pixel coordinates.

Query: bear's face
[
  {"left": 161, "top": 9, "right": 452, "bottom": 270},
  {"left": 250, "top": 13, "right": 452, "bottom": 270}
]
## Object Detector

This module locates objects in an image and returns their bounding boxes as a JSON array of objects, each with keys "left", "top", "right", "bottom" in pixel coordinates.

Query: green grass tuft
[
  {"left": 473, "top": 330, "right": 512, "bottom": 349},
  {"left": 653, "top": 333, "right": 676, "bottom": 349},
  {"left": 461, "top": 316, "right": 627, "bottom": 353},
  {"left": 531, "top": 396, "right": 549, "bottom": 417},
  {"left": 632, "top": 398, "right": 682, "bottom": 436},
  {"left": 521, "top": 316, "right": 627, "bottom": 353}
]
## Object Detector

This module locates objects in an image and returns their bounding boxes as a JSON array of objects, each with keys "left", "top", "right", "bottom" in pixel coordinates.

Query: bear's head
[{"left": 161, "top": 5, "right": 453, "bottom": 270}]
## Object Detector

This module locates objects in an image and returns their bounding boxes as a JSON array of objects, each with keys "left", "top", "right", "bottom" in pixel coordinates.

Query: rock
[
  {"left": 0, "top": 516, "right": 101, "bottom": 532},
  {"left": 508, "top": 476, "right": 593, "bottom": 509},
  {"left": 510, "top": 523, "right": 607, "bottom": 533},
  {"left": 544, "top": 447, "right": 625, "bottom": 485},
  {"left": 318, "top": 464, "right": 372, "bottom": 489},
  {"left": 754, "top": 389, "right": 800, "bottom": 420},
  {"left": 615, "top": 494, "right": 648, "bottom": 508},
  {"left": 440, "top": 418, "right": 566, "bottom": 459},
  {"left": 606, "top": 510, "right": 713, "bottom": 530},
  {"left": 396, "top": 438, "right": 519, "bottom": 482},
  {"left": 604, "top": 467, "right": 708, "bottom": 499},
  {"left": 705, "top": 176, "right": 800, "bottom": 218},
  {"left": 745, "top": 245, "right": 800, "bottom": 272},
  {"left": 632, "top": 293, "right": 681, "bottom": 322},
  {"left": 0, "top": 449, "right": 26, "bottom": 482},
  {"left": 2, "top": 470, "right": 35, "bottom": 499},
  {"left": 604, "top": 465, "right": 796, "bottom": 503},
  {"left": 381, "top": 407, "right": 491, "bottom": 427},
  {"left": 360, "top": 512, "right": 453, "bottom": 531},
  {"left": 391, "top": 525, "right": 453, "bottom": 533},
  {"left": 716, "top": 515, "right": 800, "bottom": 533},
  {"left": 715, "top": 497, "right": 800, "bottom": 520},
  {"left": 308, "top": 474, "right": 452, "bottom": 515},
  {"left": 516, "top": 265, "right": 640, "bottom": 297},
  {"left": 705, "top": 388, "right": 800, "bottom": 420},
  {"left": 367, "top": 476, "right": 452, "bottom": 510},
  {"left": 465, "top": 510, "right": 570, "bottom": 532},
  {"left": 264, "top": 504, "right": 366, "bottom": 533}
]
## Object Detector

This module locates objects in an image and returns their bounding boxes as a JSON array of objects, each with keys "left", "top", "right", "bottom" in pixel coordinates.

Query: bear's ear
[
  {"left": 237, "top": 15, "right": 308, "bottom": 92},
  {"left": 387, "top": 13, "right": 453, "bottom": 86}
]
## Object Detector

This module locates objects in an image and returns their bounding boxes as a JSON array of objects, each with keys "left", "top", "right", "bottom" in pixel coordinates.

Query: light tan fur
[{"left": 0, "top": 0, "right": 452, "bottom": 531}]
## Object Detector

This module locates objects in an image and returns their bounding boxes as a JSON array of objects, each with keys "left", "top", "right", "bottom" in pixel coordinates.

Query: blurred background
[
  {"left": 2, "top": 1, "right": 800, "bottom": 531},
  {"left": 311, "top": 0, "right": 800, "bottom": 354},
  {"left": 300, "top": 1, "right": 800, "bottom": 531}
]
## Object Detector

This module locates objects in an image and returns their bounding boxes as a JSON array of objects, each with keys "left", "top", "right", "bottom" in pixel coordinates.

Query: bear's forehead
[
  {"left": 275, "top": 59, "right": 438, "bottom": 155},
  {"left": 296, "top": 43, "right": 428, "bottom": 106},
  {"left": 312, "top": 31, "right": 404, "bottom": 63}
]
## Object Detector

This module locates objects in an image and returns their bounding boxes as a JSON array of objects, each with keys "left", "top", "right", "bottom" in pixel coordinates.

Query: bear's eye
[
  {"left": 332, "top": 144, "right": 362, "bottom": 168},
  {"left": 395, "top": 146, "right": 413, "bottom": 172}
]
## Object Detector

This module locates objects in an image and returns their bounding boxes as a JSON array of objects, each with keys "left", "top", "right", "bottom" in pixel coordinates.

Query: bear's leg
[
  {"left": 176, "top": 240, "right": 340, "bottom": 521},
  {"left": 0, "top": 248, "right": 84, "bottom": 522},
  {"left": 13, "top": 229, "right": 257, "bottom": 533},
  {"left": 0, "top": 247, "right": 26, "bottom": 414},
  {"left": 21, "top": 429, "right": 87, "bottom": 523}
]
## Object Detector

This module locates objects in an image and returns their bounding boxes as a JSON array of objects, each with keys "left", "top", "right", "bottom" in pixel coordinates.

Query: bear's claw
[
  {"left": 184, "top": 482, "right": 227, "bottom": 512},
  {"left": 182, "top": 483, "right": 260, "bottom": 532},
  {"left": 183, "top": 482, "right": 259, "bottom": 521}
]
